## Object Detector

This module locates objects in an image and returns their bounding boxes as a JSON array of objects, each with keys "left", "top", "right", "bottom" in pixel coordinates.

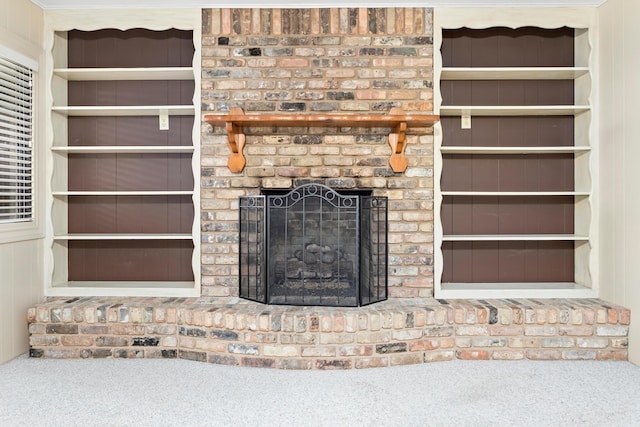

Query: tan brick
[
  {"left": 456, "top": 325, "right": 488, "bottom": 336},
  {"left": 391, "top": 353, "right": 423, "bottom": 366},
  {"left": 542, "top": 337, "right": 575, "bottom": 348},
  {"left": 525, "top": 349, "right": 562, "bottom": 360},
  {"left": 263, "top": 345, "right": 298, "bottom": 357},
  {"left": 392, "top": 329, "right": 423, "bottom": 341},
  {"left": 30, "top": 335, "right": 60, "bottom": 346},
  {"left": 576, "top": 338, "right": 609, "bottom": 349},
  {"left": 355, "top": 331, "right": 392, "bottom": 344},
  {"left": 61, "top": 336, "right": 94, "bottom": 347},
  {"left": 524, "top": 326, "right": 557, "bottom": 336},
  {"left": 320, "top": 333, "right": 354, "bottom": 345},
  {"left": 355, "top": 357, "right": 389, "bottom": 369},
  {"left": 491, "top": 350, "right": 525, "bottom": 360},
  {"left": 471, "top": 337, "right": 507, "bottom": 347},
  {"left": 301, "top": 346, "right": 336, "bottom": 357},
  {"left": 424, "top": 350, "right": 455, "bottom": 363},
  {"left": 611, "top": 338, "right": 629, "bottom": 348},
  {"left": 508, "top": 337, "right": 541, "bottom": 348},
  {"left": 489, "top": 325, "right": 523, "bottom": 336},
  {"left": 596, "top": 325, "right": 628, "bottom": 337},
  {"left": 339, "top": 345, "right": 374, "bottom": 357},
  {"left": 562, "top": 350, "right": 597, "bottom": 360},
  {"left": 558, "top": 326, "right": 593, "bottom": 336},
  {"left": 110, "top": 325, "right": 146, "bottom": 335}
]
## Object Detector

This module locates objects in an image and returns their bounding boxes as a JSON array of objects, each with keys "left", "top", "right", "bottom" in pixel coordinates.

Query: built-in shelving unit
[
  {"left": 44, "top": 10, "right": 201, "bottom": 297},
  {"left": 434, "top": 8, "right": 597, "bottom": 299}
]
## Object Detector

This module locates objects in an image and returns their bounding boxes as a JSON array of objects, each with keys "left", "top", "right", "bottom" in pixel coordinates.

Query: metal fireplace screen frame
[{"left": 239, "top": 183, "right": 387, "bottom": 307}]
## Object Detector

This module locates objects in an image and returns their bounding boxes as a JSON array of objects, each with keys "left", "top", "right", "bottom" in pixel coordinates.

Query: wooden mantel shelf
[{"left": 205, "top": 107, "right": 439, "bottom": 173}]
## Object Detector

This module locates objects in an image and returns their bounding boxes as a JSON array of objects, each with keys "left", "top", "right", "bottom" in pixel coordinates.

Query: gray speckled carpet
[{"left": 1, "top": 355, "right": 639, "bottom": 426}]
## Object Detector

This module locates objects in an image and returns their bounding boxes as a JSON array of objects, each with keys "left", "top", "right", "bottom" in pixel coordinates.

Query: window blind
[{"left": 0, "top": 55, "right": 33, "bottom": 224}]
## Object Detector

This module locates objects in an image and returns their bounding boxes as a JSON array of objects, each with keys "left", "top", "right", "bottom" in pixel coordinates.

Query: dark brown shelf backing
[
  {"left": 440, "top": 80, "right": 575, "bottom": 106},
  {"left": 441, "top": 196, "right": 574, "bottom": 235},
  {"left": 67, "top": 29, "right": 194, "bottom": 68},
  {"left": 441, "top": 27, "right": 575, "bottom": 68},
  {"left": 441, "top": 154, "right": 574, "bottom": 192},
  {"left": 440, "top": 27, "right": 577, "bottom": 284},
  {"left": 440, "top": 116, "right": 574, "bottom": 148},
  {"left": 67, "top": 195, "right": 193, "bottom": 234},
  {"left": 65, "top": 29, "right": 195, "bottom": 281},
  {"left": 442, "top": 241, "right": 575, "bottom": 283},
  {"left": 68, "top": 241, "right": 194, "bottom": 281},
  {"left": 68, "top": 116, "right": 194, "bottom": 147},
  {"left": 67, "top": 154, "right": 193, "bottom": 192},
  {"left": 67, "top": 80, "right": 195, "bottom": 107}
]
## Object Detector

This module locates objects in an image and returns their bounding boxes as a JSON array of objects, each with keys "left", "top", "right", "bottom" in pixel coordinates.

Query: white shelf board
[
  {"left": 442, "top": 234, "right": 589, "bottom": 242},
  {"left": 52, "top": 191, "right": 194, "bottom": 196},
  {"left": 436, "top": 282, "right": 597, "bottom": 300},
  {"left": 51, "top": 105, "right": 194, "bottom": 117},
  {"left": 440, "top": 105, "right": 590, "bottom": 116},
  {"left": 441, "top": 67, "right": 589, "bottom": 80},
  {"left": 54, "top": 67, "right": 194, "bottom": 81},
  {"left": 47, "top": 281, "right": 199, "bottom": 298},
  {"left": 52, "top": 145, "right": 194, "bottom": 153},
  {"left": 54, "top": 233, "right": 193, "bottom": 240},
  {"left": 441, "top": 191, "right": 589, "bottom": 197},
  {"left": 440, "top": 146, "right": 591, "bottom": 154}
]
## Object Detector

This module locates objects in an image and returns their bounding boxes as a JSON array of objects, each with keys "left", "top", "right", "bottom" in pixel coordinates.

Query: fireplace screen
[{"left": 239, "top": 183, "right": 387, "bottom": 307}]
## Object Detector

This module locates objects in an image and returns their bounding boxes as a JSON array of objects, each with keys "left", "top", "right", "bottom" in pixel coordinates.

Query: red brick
[
  {"left": 409, "top": 340, "right": 439, "bottom": 352},
  {"left": 456, "top": 349, "right": 490, "bottom": 360},
  {"left": 596, "top": 350, "right": 628, "bottom": 360}
]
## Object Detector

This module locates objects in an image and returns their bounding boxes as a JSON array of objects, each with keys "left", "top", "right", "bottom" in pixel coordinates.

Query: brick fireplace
[
  {"left": 27, "top": 8, "right": 630, "bottom": 368},
  {"left": 200, "top": 8, "right": 436, "bottom": 299}
]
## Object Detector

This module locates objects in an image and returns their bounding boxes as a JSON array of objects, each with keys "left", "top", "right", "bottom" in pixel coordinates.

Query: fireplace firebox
[{"left": 239, "top": 183, "right": 387, "bottom": 307}]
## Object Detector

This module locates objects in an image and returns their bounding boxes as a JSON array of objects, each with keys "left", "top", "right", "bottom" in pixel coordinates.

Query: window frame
[{"left": 0, "top": 44, "right": 43, "bottom": 244}]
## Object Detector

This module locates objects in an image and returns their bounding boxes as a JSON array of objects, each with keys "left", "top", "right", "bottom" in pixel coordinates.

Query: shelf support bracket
[
  {"left": 226, "top": 107, "right": 247, "bottom": 173},
  {"left": 388, "top": 107, "right": 408, "bottom": 173}
]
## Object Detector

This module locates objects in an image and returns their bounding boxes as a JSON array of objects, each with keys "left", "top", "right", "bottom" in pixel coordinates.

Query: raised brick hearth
[{"left": 28, "top": 297, "right": 629, "bottom": 368}]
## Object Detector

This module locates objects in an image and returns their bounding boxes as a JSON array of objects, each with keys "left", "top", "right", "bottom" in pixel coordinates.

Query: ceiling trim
[{"left": 31, "top": 0, "right": 608, "bottom": 11}]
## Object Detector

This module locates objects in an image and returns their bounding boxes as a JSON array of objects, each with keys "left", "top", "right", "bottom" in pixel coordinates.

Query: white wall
[
  {"left": 598, "top": 0, "right": 640, "bottom": 365},
  {"left": 0, "top": 0, "right": 45, "bottom": 364}
]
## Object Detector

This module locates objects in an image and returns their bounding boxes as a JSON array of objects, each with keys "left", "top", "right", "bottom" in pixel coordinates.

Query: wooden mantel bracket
[
  {"left": 388, "top": 107, "right": 409, "bottom": 173},
  {"left": 224, "top": 107, "right": 247, "bottom": 173},
  {"left": 204, "top": 107, "right": 439, "bottom": 173}
]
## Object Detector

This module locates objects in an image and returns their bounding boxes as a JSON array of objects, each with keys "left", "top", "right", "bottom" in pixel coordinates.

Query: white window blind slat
[
  {"left": 0, "top": 86, "right": 32, "bottom": 105},
  {"left": 0, "top": 195, "right": 32, "bottom": 200},
  {"left": 0, "top": 102, "right": 32, "bottom": 120},
  {"left": 0, "top": 115, "right": 31, "bottom": 130},
  {"left": 0, "top": 80, "right": 32, "bottom": 99},
  {"left": 0, "top": 64, "right": 31, "bottom": 84},
  {"left": 0, "top": 53, "right": 33, "bottom": 224}
]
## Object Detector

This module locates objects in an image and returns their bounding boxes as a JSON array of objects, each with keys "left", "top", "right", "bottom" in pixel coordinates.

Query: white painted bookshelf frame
[
  {"left": 43, "top": 9, "right": 202, "bottom": 297},
  {"left": 433, "top": 7, "right": 599, "bottom": 299}
]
